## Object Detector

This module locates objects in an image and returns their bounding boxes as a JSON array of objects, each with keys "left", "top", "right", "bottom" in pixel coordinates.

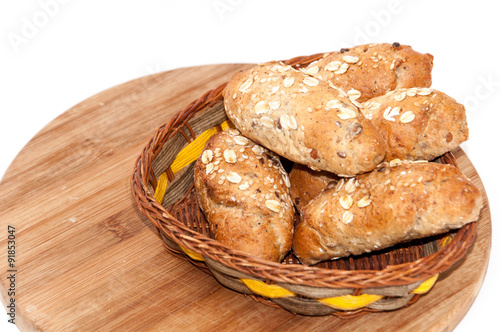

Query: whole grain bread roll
[
  {"left": 293, "top": 161, "right": 483, "bottom": 265},
  {"left": 361, "top": 88, "right": 469, "bottom": 161},
  {"left": 223, "top": 61, "right": 386, "bottom": 176},
  {"left": 194, "top": 129, "right": 294, "bottom": 262},
  {"left": 305, "top": 43, "right": 434, "bottom": 103},
  {"left": 289, "top": 163, "right": 339, "bottom": 212}
]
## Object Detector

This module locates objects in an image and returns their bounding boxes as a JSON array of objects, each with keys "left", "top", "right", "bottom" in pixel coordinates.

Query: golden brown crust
[
  {"left": 293, "top": 161, "right": 483, "bottom": 265},
  {"left": 306, "top": 43, "right": 434, "bottom": 103},
  {"left": 289, "top": 163, "right": 339, "bottom": 212},
  {"left": 223, "top": 61, "right": 386, "bottom": 176},
  {"left": 194, "top": 130, "right": 294, "bottom": 262},
  {"left": 362, "top": 88, "right": 469, "bottom": 161}
]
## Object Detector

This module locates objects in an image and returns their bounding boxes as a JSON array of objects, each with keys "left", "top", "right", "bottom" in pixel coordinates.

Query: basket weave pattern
[{"left": 131, "top": 54, "right": 477, "bottom": 316}]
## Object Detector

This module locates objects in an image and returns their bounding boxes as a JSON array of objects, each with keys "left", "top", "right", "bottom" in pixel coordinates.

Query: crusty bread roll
[
  {"left": 293, "top": 161, "right": 483, "bottom": 265},
  {"left": 223, "top": 61, "right": 386, "bottom": 176},
  {"left": 194, "top": 130, "right": 294, "bottom": 262},
  {"left": 362, "top": 88, "right": 469, "bottom": 161},
  {"left": 289, "top": 163, "right": 339, "bottom": 212},
  {"left": 305, "top": 43, "right": 434, "bottom": 103}
]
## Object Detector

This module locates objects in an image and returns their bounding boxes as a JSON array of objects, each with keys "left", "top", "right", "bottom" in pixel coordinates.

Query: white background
[{"left": 1, "top": 1, "right": 498, "bottom": 331}]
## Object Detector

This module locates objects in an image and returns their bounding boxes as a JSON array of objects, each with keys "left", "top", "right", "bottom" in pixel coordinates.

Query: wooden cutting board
[{"left": 0, "top": 64, "right": 491, "bottom": 332}]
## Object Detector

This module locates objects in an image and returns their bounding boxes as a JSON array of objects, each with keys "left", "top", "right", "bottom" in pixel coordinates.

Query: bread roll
[
  {"left": 223, "top": 61, "right": 386, "bottom": 176},
  {"left": 293, "top": 161, "right": 482, "bottom": 265},
  {"left": 289, "top": 163, "right": 339, "bottom": 212},
  {"left": 362, "top": 88, "right": 469, "bottom": 161},
  {"left": 306, "top": 43, "right": 434, "bottom": 103},
  {"left": 194, "top": 130, "right": 294, "bottom": 262}
]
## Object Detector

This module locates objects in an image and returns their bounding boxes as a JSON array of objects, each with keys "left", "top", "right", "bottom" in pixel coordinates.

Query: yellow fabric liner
[
  {"left": 153, "top": 172, "right": 169, "bottom": 204},
  {"left": 153, "top": 120, "right": 232, "bottom": 204},
  {"left": 318, "top": 294, "right": 384, "bottom": 311},
  {"left": 440, "top": 235, "right": 453, "bottom": 247},
  {"left": 180, "top": 245, "right": 205, "bottom": 261},
  {"left": 411, "top": 274, "right": 439, "bottom": 295},
  {"left": 241, "top": 279, "right": 295, "bottom": 298},
  {"left": 239, "top": 272, "right": 438, "bottom": 309}
]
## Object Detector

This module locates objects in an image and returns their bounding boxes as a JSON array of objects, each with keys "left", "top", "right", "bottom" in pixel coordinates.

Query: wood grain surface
[{"left": 0, "top": 64, "right": 491, "bottom": 332}]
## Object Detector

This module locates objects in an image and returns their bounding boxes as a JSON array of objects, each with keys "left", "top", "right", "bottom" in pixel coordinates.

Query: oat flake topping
[
  {"left": 201, "top": 150, "right": 213, "bottom": 164},
  {"left": 325, "top": 61, "right": 342, "bottom": 72},
  {"left": 226, "top": 172, "right": 242, "bottom": 184},
  {"left": 357, "top": 196, "right": 372, "bottom": 208},
  {"left": 340, "top": 195, "right": 354, "bottom": 209},
  {"left": 337, "top": 107, "right": 357, "bottom": 120},
  {"left": 417, "top": 88, "right": 433, "bottom": 96},
  {"left": 234, "top": 135, "right": 249, "bottom": 146},
  {"left": 265, "top": 199, "right": 281, "bottom": 212},
  {"left": 400, "top": 111, "right": 415, "bottom": 123},
  {"left": 283, "top": 77, "right": 295, "bottom": 88},
  {"left": 342, "top": 55, "right": 359, "bottom": 64},
  {"left": 223, "top": 149, "right": 237, "bottom": 163},
  {"left": 239, "top": 78, "right": 253, "bottom": 93},
  {"left": 254, "top": 101, "right": 269, "bottom": 115},
  {"left": 303, "top": 66, "right": 319, "bottom": 75},
  {"left": 342, "top": 211, "right": 354, "bottom": 224},
  {"left": 303, "top": 76, "right": 320, "bottom": 87},
  {"left": 260, "top": 116, "right": 275, "bottom": 128},
  {"left": 394, "top": 92, "right": 406, "bottom": 102},
  {"left": 344, "top": 178, "right": 357, "bottom": 193},
  {"left": 335, "top": 63, "right": 349, "bottom": 75},
  {"left": 205, "top": 163, "right": 214, "bottom": 175}
]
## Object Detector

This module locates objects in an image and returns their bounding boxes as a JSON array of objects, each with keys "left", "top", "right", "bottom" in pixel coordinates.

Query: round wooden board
[{"left": 0, "top": 64, "right": 491, "bottom": 332}]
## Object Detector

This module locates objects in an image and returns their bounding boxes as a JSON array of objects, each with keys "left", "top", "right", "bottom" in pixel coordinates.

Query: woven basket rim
[{"left": 131, "top": 53, "right": 477, "bottom": 289}]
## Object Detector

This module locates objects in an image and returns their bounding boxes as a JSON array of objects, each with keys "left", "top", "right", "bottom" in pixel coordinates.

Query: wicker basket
[{"left": 131, "top": 54, "right": 477, "bottom": 317}]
